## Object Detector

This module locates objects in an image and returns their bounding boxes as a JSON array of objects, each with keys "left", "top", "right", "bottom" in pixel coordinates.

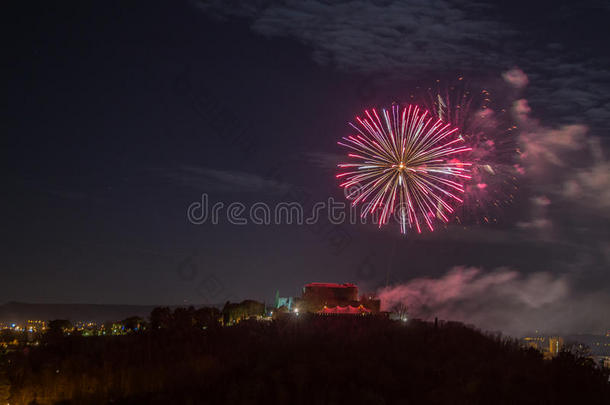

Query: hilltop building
[
  {"left": 275, "top": 283, "right": 380, "bottom": 315},
  {"left": 274, "top": 291, "right": 294, "bottom": 311}
]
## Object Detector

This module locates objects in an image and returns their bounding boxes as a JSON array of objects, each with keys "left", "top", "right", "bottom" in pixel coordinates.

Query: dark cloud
[
  {"left": 160, "top": 166, "right": 290, "bottom": 193},
  {"left": 199, "top": 0, "right": 513, "bottom": 73},
  {"left": 303, "top": 151, "right": 342, "bottom": 170},
  {"left": 196, "top": 0, "right": 610, "bottom": 131}
]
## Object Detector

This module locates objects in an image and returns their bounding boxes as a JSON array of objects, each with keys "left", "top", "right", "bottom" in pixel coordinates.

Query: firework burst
[
  {"left": 337, "top": 104, "right": 472, "bottom": 234},
  {"left": 423, "top": 79, "right": 520, "bottom": 226}
]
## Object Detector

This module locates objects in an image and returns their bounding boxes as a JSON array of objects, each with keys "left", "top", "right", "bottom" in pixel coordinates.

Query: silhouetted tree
[
  {"left": 193, "top": 307, "right": 221, "bottom": 329},
  {"left": 150, "top": 306, "right": 172, "bottom": 329},
  {"left": 172, "top": 306, "right": 196, "bottom": 330},
  {"left": 223, "top": 300, "right": 264, "bottom": 324},
  {"left": 44, "top": 319, "right": 72, "bottom": 343}
]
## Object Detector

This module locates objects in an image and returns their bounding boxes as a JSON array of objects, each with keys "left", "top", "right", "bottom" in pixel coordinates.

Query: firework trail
[
  {"left": 424, "top": 79, "right": 520, "bottom": 226},
  {"left": 337, "top": 104, "right": 472, "bottom": 234}
]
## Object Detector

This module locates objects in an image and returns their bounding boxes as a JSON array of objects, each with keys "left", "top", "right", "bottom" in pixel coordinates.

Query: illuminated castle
[{"left": 276, "top": 283, "right": 380, "bottom": 315}]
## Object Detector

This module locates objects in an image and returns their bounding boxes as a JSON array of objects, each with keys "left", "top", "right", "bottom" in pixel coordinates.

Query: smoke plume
[{"left": 377, "top": 266, "right": 609, "bottom": 336}]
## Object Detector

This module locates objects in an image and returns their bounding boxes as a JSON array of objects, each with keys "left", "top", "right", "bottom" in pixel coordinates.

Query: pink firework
[{"left": 337, "top": 104, "right": 472, "bottom": 234}]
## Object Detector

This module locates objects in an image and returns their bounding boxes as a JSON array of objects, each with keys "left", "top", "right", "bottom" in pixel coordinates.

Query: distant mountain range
[{"left": 0, "top": 301, "right": 212, "bottom": 323}]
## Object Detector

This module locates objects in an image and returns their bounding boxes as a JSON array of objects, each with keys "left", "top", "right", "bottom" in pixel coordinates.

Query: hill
[{"left": 2, "top": 315, "right": 609, "bottom": 404}]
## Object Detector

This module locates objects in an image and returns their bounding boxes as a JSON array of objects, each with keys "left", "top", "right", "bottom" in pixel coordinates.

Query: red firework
[{"left": 337, "top": 104, "right": 472, "bottom": 234}]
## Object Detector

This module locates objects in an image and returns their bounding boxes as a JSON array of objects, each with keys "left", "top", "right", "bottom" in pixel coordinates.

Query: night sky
[{"left": 3, "top": 1, "right": 610, "bottom": 335}]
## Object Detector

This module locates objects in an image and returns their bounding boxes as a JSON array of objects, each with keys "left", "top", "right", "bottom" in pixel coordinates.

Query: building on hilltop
[
  {"left": 299, "top": 282, "right": 380, "bottom": 314},
  {"left": 274, "top": 290, "right": 294, "bottom": 311},
  {"left": 274, "top": 283, "right": 380, "bottom": 315},
  {"left": 301, "top": 282, "right": 358, "bottom": 312},
  {"left": 318, "top": 305, "right": 372, "bottom": 315}
]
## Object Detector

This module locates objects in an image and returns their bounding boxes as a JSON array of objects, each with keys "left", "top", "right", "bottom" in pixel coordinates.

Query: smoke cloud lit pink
[
  {"left": 505, "top": 69, "right": 609, "bottom": 215},
  {"left": 502, "top": 68, "right": 529, "bottom": 89},
  {"left": 513, "top": 98, "right": 587, "bottom": 168},
  {"left": 378, "top": 266, "right": 571, "bottom": 336}
]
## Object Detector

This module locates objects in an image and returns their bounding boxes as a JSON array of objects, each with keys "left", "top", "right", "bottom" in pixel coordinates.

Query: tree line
[{"left": 0, "top": 306, "right": 609, "bottom": 404}]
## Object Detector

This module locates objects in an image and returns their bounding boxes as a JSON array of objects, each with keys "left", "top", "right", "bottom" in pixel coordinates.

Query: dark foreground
[{"left": 2, "top": 316, "right": 609, "bottom": 404}]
